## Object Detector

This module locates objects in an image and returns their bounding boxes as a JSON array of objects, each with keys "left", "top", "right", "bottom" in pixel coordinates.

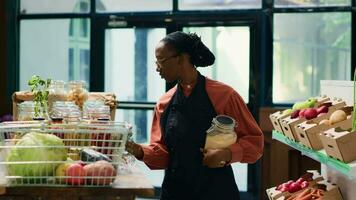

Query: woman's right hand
[{"left": 126, "top": 140, "right": 144, "bottom": 160}]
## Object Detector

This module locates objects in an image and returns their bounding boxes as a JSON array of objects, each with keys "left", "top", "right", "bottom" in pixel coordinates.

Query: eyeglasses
[{"left": 155, "top": 54, "right": 178, "bottom": 66}]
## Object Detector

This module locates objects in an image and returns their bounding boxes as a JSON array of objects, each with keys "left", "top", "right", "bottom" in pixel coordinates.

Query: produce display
[
  {"left": 266, "top": 171, "right": 343, "bottom": 200},
  {"left": 0, "top": 122, "right": 128, "bottom": 187}
]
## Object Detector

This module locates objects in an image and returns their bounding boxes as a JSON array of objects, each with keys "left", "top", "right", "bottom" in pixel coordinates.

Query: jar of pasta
[{"left": 205, "top": 115, "right": 237, "bottom": 149}]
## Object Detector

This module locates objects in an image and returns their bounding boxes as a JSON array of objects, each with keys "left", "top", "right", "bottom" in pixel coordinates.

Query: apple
[
  {"left": 288, "top": 182, "right": 302, "bottom": 193},
  {"left": 296, "top": 178, "right": 305, "bottom": 185},
  {"left": 84, "top": 160, "right": 116, "bottom": 185},
  {"left": 299, "top": 109, "right": 306, "bottom": 118},
  {"left": 300, "top": 181, "right": 309, "bottom": 189},
  {"left": 280, "top": 186, "right": 289, "bottom": 192},
  {"left": 55, "top": 163, "right": 71, "bottom": 184},
  {"left": 304, "top": 108, "right": 318, "bottom": 120},
  {"left": 316, "top": 106, "right": 329, "bottom": 115},
  {"left": 291, "top": 109, "right": 300, "bottom": 119},
  {"left": 276, "top": 184, "right": 283, "bottom": 191},
  {"left": 317, "top": 113, "right": 326, "bottom": 118},
  {"left": 66, "top": 163, "right": 86, "bottom": 185},
  {"left": 318, "top": 102, "right": 332, "bottom": 108}
]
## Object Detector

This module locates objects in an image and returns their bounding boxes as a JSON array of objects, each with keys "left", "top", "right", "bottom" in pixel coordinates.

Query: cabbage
[{"left": 6, "top": 132, "right": 67, "bottom": 177}]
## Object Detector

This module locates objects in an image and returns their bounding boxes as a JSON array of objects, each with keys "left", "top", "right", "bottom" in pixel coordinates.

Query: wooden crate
[{"left": 12, "top": 91, "right": 117, "bottom": 121}]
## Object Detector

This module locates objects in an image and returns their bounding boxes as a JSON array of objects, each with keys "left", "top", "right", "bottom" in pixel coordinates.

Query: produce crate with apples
[
  {"left": 319, "top": 125, "right": 356, "bottom": 163},
  {"left": 265, "top": 171, "right": 323, "bottom": 200},
  {"left": 0, "top": 122, "right": 129, "bottom": 187},
  {"left": 279, "top": 98, "right": 345, "bottom": 142},
  {"left": 269, "top": 96, "right": 330, "bottom": 136},
  {"left": 295, "top": 105, "right": 351, "bottom": 150}
]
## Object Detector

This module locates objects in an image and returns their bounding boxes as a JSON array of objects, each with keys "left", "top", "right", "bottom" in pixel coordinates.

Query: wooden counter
[{"left": 0, "top": 167, "right": 155, "bottom": 200}]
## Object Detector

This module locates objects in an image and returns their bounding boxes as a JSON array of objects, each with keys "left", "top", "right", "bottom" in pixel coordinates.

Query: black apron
[{"left": 160, "top": 74, "right": 240, "bottom": 200}]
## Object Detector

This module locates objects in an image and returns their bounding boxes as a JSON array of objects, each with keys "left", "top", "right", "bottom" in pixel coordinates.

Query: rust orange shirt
[{"left": 141, "top": 77, "right": 264, "bottom": 169}]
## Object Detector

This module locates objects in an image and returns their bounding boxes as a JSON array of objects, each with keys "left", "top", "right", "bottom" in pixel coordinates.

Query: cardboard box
[
  {"left": 320, "top": 125, "right": 356, "bottom": 163},
  {"left": 320, "top": 180, "right": 344, "bottom": 200},
  {"left": 269, "top": 110, "right": 291, "bottom": 134},
  {"left": 294, "top": 104, "right": 349, "bottom": 150},
  {"left": 265, "top": 171, "right": 323, "bottom": 200},
  {"left": 276, "top": 96, "right": 333, "bottom": 142}
]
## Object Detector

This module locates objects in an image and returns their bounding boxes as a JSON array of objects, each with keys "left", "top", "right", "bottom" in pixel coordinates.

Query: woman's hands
[
  {"left": 201, "top": 148, "right": 232, "bottom": 168},
  {"left": 126, "top": 140, "right": 144, "bottom": 160}
]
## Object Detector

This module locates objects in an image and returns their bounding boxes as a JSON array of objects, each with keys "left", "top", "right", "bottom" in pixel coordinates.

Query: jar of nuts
[{"left": 67, "top": 80, "right": 88, "bottom": 109}]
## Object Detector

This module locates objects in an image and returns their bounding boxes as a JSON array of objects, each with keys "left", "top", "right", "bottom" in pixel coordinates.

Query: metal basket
[{"left": 0, "top": 121, "right": 129, "bottom": 187}]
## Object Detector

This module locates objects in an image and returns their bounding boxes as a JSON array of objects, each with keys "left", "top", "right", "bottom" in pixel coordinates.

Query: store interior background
[{"left": 0, "top": 0, "right": 354, "bottom": 199}]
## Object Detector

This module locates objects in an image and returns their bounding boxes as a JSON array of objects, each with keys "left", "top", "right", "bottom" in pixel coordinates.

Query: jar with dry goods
[{"left": 67, "top": 80, "right": 88, "bottom": 109}]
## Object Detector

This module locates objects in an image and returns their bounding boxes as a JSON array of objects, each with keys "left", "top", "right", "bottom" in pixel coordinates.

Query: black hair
[{"left": 161, "top": 31, "right": 215, "bottom": 67}]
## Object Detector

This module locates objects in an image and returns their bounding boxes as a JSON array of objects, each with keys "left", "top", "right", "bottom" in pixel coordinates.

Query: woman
[{"left": 126, "top": 31, "right": 263, "bottom": 200}]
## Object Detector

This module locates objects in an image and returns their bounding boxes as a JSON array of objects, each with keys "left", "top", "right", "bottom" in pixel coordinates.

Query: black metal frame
[{"left": 6, "top": 0, "right": 356, "bottom": 199}]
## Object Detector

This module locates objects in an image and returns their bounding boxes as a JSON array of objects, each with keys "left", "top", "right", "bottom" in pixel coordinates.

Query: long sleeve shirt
[{"left": 141, "top": 77, "right": 264, "bottom": 169}]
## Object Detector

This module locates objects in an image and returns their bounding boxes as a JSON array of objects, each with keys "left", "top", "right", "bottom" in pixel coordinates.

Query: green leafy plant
[{"left": 28, "top": 75, "right": 51, "bottom": 118}]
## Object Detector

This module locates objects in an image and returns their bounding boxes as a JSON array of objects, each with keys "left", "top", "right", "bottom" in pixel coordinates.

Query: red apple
[
  {"left": 317, "top": 106, "right": 329, "bottom": 115},
  {"left": 304, "top": 108, "right": 318, "bottom": 120},
  {"left": 66, "top": 163, "right": 86, "bottom": 185},
  {"left": 318, "top": 102, "right": 332, "bottom": 108},
  {"left": 300, "top": 181, "right": 309, "bottom": 189},
  {"left": 276, "top": 184, "right": 283, "bottom": 191},
  {"left": 296, "top": 178, "right": 305, "bottom": 185},
  {"left": 299, "top": 109, "right": 306, "bottom": 118},
  {"left": 280, "top": 186, "right": 289, "bottom": 192},
  {"left": 288, "top": 182, "right": 302, "bottom": 193},
  {"left": 291, "top": 109, "right": 300, "bottom": 119}
]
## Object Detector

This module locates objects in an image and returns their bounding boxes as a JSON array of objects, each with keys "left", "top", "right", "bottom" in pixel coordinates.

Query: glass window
[
  {"left": 179, "top": 0, "right": 262, "bottom": 10},
  {"left": 274, "top": 0, "right": 350, "bottom": 8},
  {"left": 20, "top": 19, "right": 90, "bottom": 90},
  {"left": 104, "top": 28, "right": 166, "bottom": 102},
  {"left": 115, "top": 109, "right": 153, "bottom": 144},
  {"left": 20, "top": 0, "right": 90, "bottom": 14},
  {"left": 96, "top": 0, "right": 172, "bottom": 12},
  {"left": 183, "top": 27, "right": 250, "bottom": 103},
  {"left": 273, "top": 13, "right": 351, "bottom": 104}
]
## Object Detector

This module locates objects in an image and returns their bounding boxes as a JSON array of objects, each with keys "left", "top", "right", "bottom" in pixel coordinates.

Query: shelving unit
[
  {"left": 271, "top": 80, "right": 355, "bottom": 199},
  {"left": 272, "top": 130, "right": 356, "bottom": 178}
]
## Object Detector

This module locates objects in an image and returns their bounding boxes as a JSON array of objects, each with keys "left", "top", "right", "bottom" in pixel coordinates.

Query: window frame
[{"left": 268, "top": 1, "right": 356, "bottom": 107}]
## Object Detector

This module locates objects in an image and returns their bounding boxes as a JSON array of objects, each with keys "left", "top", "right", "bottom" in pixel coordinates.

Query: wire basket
[{"left": 0, "top": 121, "right": 129, "bottom": 187}]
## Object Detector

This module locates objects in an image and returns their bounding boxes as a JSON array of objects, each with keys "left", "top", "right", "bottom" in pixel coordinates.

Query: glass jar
[
  {"left": 50, "top": 101, "right": 67, "bottom": 123},
  {"left": 205, "top": 115, "right": 237, "bottom": 149},
  {"left": 67, "top": 80, "right": 88, "bottom": 109},
  {"left": 92, "top": 105, "right": 111, "bottom": 121},
  {"left": 18, "top": 101, "right": 36, "bottom": 121},
  {"left": 82, "top": 100, "right": 105, "bottom": 120}
]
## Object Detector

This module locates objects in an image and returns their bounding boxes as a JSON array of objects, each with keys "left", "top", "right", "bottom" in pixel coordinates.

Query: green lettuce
[{"left": 6, "top": 132, "right": 67, "bottom": 177}]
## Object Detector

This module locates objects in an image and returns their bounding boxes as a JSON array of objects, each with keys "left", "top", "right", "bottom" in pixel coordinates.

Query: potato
[
  {"left": 329, "top": 110, "right": 347, "bottom": 125},
  {"left": 319, "top": 119, "right": 331, "bottom": 126},
  {"left": 83, "top": 160, "right": 116, "bottom": 185}
]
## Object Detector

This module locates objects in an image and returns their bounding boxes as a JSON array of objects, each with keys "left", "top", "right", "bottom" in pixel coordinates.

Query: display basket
[{"left": 0, "top": 121, "right": 129, "bottom": 187}]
